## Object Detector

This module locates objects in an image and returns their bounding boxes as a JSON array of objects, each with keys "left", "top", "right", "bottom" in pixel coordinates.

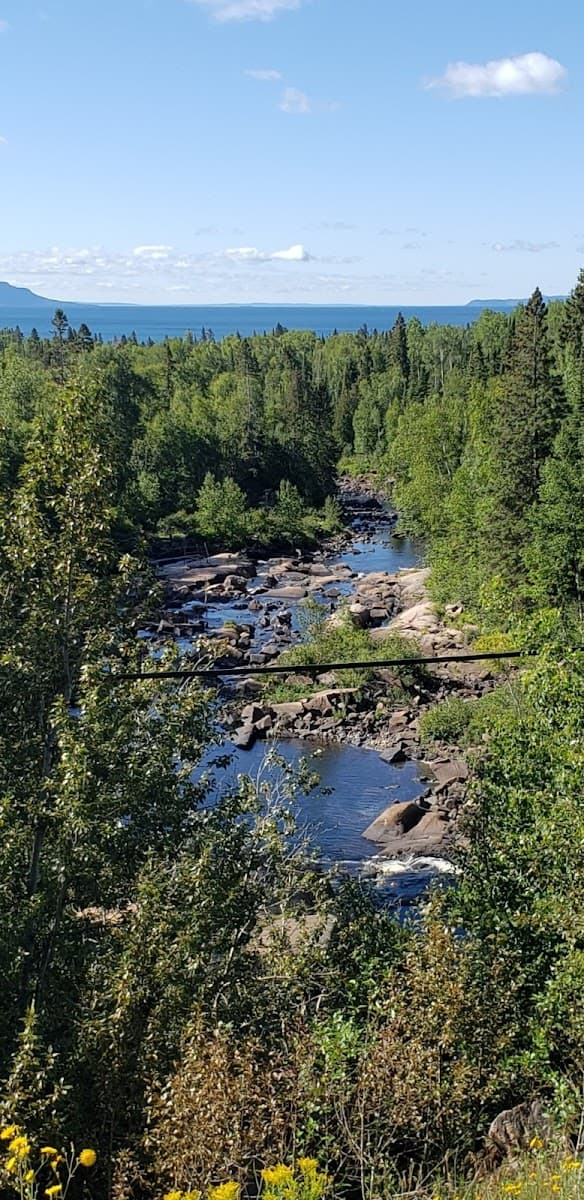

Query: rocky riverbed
[{"left": 147, "top": 480, "right": 494, "bottom": 890}]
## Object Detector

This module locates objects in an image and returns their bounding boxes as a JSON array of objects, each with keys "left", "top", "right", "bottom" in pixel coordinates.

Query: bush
[
  {"left": 419, "top": 696, "right": 473, "bottom": 747},
  {"left": 419, "top": 687, "right": 524, "bottom": 749}
]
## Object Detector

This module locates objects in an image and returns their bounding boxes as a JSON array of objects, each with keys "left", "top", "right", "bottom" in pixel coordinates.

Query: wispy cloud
[
  {"left": 190, "top": 0, "right": 302, "bottom": 22},
  {"left": 427, "top": 51, "right": 567, "bottom": 98},
  {"left": 379, "top": 227, "right": 427, "bottom": 238},
  {"left": 245, "top": 68, "right": 283, "bottom": 81},
  {"left": 307, "top": 221, "right": 358, "bottom": 231},
  {"left": 280, "top": 86, "right": 311, "bottom": 114},
  {"left": 0, "top": 136, "right": 7, "bottom": 146},
  {"left": 225, "top": 242, "right": 311, "bottom": 262},
  {"left": 492, "top": 239, "right": 559, "bottom": 253}
]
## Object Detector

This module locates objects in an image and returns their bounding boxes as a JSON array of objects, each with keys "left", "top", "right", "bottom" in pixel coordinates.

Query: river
[{"left": 169, "top": 504, "right": 456, "bottom": 906}]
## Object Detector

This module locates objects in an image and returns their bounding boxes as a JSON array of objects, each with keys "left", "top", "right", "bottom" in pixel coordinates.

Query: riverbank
[{"left": 153, "top": 478, "right": 496, "bottom": 875}]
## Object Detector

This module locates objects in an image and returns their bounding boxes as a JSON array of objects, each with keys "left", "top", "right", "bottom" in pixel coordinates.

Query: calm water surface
[{"left": 0, "top": 302, "right": 511, "bottom": 341}]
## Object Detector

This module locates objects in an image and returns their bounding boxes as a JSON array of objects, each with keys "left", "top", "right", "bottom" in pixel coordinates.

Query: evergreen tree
[
  {"left": 388, "top": 312, "right": 410, "bottom": 394},
  {"left": 483, "top": 288, "right": 565, "bottom": 586}
]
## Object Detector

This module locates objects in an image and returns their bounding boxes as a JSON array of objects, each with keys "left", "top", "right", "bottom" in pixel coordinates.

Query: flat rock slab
[
  {"left": 272, "top": 701, "right": 305, "bottom": 719},
  {"left": 426, "top": 760, "right": 469, "bottom": 792},
  {"left": 263, "top": 586, "right": 309, "bottom": 600},
  {"left": 389, "top": 600, "right": 439, "bottom": 635}
]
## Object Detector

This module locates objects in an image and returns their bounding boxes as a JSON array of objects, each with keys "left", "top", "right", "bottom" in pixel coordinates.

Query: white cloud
[
  {"left": 280, "top": 86, "right": 311, "bottom": 114},
  {"left": 245, "top": 68, "right": 282, "bottom": 81},
  {"left": 492, "top": 239, "right": 559, "bottom": 253},
  {"left": 271, "top": 243, "right": 310, "bottom": 261},
  {"left": 427, "top": 51, "right": 567, "bottom": 98},
  {"left": 133, "top": 244, "right": 174, "bottom": 259},
  {"left": 190, "top": 0, "right": 302, "bottom": 22},
  {"left": 225, "top": 242, "right": 311, "bottom": 262},
  {"left": 224, "top": 246, "right": 264, "bottom": 261}
]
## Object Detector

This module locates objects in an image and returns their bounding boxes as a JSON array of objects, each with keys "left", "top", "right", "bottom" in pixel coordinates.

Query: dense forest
[{"left": 0, "top": 277, "right": 583, "bottom": 1200}]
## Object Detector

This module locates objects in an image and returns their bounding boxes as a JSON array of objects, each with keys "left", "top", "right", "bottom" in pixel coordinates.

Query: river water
[{"left": 186, "top": 518, "right": 455, "bottom": 904}]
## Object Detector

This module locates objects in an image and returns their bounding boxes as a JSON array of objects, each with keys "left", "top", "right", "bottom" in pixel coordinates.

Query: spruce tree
[
  {"left": 389, "top": 312, "right": 410, "bottom": 400},
  {"left": 483, "top": 288, "right": 565, "bottom": 588}
]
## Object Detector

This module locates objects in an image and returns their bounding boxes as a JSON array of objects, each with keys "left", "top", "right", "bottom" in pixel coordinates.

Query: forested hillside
[{"left": 0, "top": 282, "right": 583, "bottom": 1200}]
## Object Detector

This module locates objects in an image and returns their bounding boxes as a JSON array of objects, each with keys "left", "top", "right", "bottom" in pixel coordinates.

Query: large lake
[{"left": 0, "top": 302, "right": 511, "bottom": 342}]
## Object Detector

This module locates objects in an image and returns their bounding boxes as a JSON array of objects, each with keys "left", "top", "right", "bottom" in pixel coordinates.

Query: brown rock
[
  {"left": 427, "top": 760, "right": 469, "bottom": 792},
  {"left": 363, "top": 801, "right": 425, "bottom": 843}
]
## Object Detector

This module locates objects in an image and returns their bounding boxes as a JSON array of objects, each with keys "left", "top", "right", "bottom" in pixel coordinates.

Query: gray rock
[
  {"left": 241, "top": 703, "right": 266, "bottom": 724},
  {"left": 232, "top": 725, "right": 257, "bottom": 750},
  {"left": 380, "top": 743, "right": 408, "bottom": 764}
]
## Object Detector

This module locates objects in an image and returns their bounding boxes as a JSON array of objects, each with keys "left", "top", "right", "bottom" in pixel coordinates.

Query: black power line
[{"left": 110, "top": 648, "right": 540, "bottom": 682}]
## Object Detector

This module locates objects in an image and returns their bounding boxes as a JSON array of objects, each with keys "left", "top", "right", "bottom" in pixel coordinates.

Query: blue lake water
[{"left": 0, "top": 302, "right": 511, "bottom": 342}]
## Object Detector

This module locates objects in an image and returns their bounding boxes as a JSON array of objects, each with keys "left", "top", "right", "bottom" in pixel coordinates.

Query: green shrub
[{"left": 419, "top": 696, "right": 473, "bottom": 747}]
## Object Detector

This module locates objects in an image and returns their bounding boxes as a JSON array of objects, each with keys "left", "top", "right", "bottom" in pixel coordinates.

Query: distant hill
[
  {"left": 467, "top": 296, "right": 566, "bottom": 308},
  {"left": 0, "top": 281, "right": 58, "bottom": 308}
]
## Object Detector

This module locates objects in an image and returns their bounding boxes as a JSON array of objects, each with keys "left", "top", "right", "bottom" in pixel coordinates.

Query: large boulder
[
  {"left": 272, "top": 701, "right": 305, "bottom": 719},
  {"left": 349, "top": 602, "right": 370, "bottom": 629},
  {"left": 241, "top": 703, "right": 267, "bottom": 724},
  {"left": 426, "top": 759, "right": 469, "bottom": 792},
  {"left": 232, "top": 725, "right": 257, "bottom": 750},
  {"left": 263, "top": 586, "right": 309, "bottom": 601},
  {"left": 363, "top": 801, "right": 425, "bottom": 843}
]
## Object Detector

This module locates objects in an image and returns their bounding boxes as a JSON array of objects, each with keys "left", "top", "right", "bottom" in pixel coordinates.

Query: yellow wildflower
[
  {"left": 45, "top": 1187, "right": 63, "bottom": 1198},
  {"left": 78, "top": 1148, "right": 97, "bottom": 1168},
  {"left": 40, "top": 1148, "right": 59, "bottom": 1158},
  {"left": 261, "top": 1166, "right": 294, "bottom": 1187},
  {"left": 297, "top": 1160, "right": 318, "bottom": 1175},
  {"left": 5, "top": 1157, "right": 17, "bottom": 1174},
  {"left": 208, "top": 1184, "right": 240, "bottom": 1200},
  {"left": 163, "top": 1192, "right": 183, "bottom": 1200},
  {"left": 183, "top": 1192, "right": 202, "bottom": 1200},
  {"left": 563, "top": 1160, "right": 581, "bottom": 1171},
  {"left": 9, "top": 1136, "right": 30, "bottom": 1159},
  {"left": 0, "top": 1126, "right": 19, "bottom": 1141},
  {"left": 551, "top": 1187, "right": 560, "bottom": 1194},
  {"left": 25, "top": 1170, "right": 35, "bottom": 1183},
  {"left": 551, "top": 1175, "right": 561, "bottom": 1182},
  {"left": 529, "top": 1136, "right": 544, "bottom": 1150}
]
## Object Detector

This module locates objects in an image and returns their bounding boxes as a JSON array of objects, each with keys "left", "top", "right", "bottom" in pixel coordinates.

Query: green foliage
[
  {"left": 195, "top": 472, "right": 251, "bottom": 547},
  {"left": 419, "top": 686, "right": 522, "bottom": 749},
  {"left": 419, "top": 696, "right": 473, "bottom": 746},
  {"left": 265, "top": 599, "right": 422, "bottom": 698}
]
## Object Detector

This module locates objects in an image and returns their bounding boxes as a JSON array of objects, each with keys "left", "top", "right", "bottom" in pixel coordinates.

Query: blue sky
[{"left": 0, "top": 0, "right": 582, "bottom": 304}]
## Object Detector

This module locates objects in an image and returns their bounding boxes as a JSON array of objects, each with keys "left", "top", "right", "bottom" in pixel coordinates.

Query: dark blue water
[
  {"left": 0, "top": 302, "right": 510, "bottom": 342},
  {"left": 333, "top": 533, "right": 420, "bottom": 576},
  {"left": 203, "top": 739, "right": 422, "bottom": 864}
]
